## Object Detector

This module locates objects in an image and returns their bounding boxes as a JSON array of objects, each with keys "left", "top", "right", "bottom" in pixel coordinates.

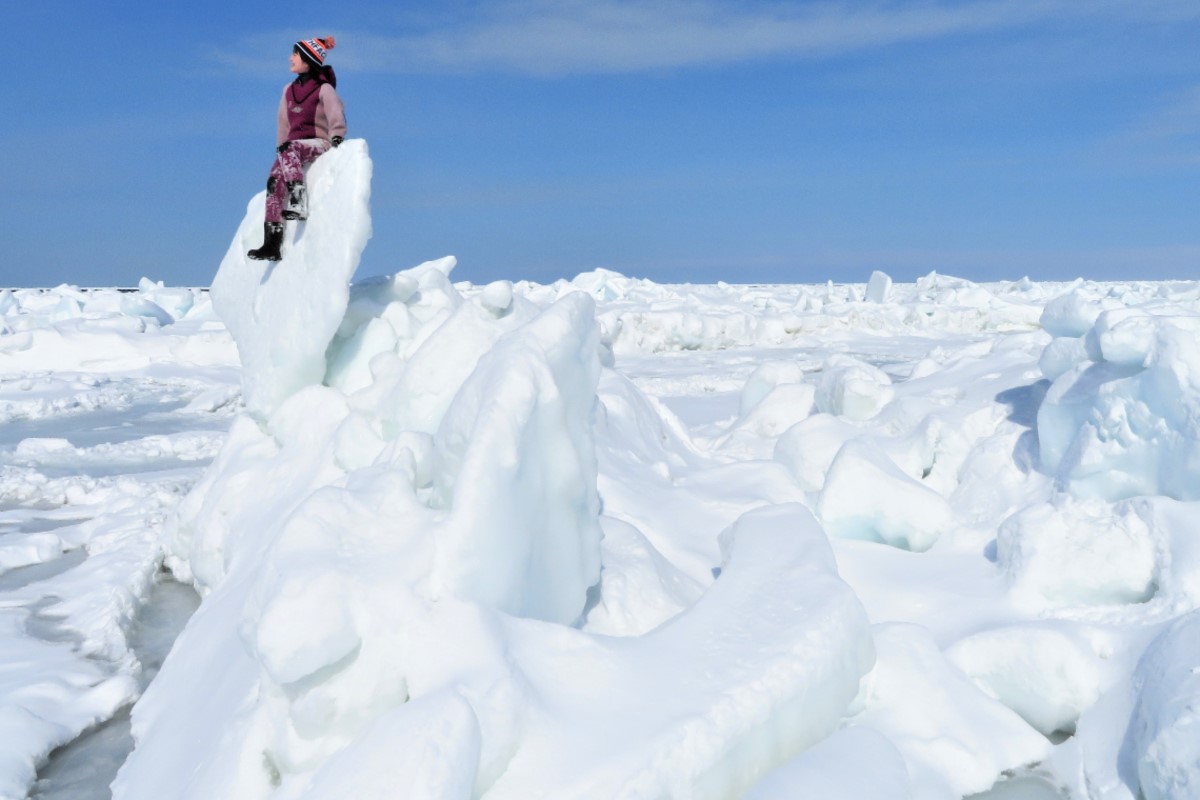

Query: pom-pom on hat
[{"left": 295, "top": 36, "right": 335, "bottom": 68}]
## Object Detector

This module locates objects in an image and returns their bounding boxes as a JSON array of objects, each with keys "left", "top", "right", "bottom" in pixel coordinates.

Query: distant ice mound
[
  {"left": 518, "top": 268, "right": 1049, "bottom": 355},
  {"left": 0, "top": 282, "right": 227, "bottom": 374},
  {"left": 210, "top": 139, "right": 373, "bottom": 420}
]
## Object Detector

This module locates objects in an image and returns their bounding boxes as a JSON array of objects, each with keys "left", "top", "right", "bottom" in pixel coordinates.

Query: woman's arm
[
  {"left": 318, "top": 84, "right": 347, "bottom": 143},
  {"left": 277, "top": 87, "right": 289, "bottom": 147}
]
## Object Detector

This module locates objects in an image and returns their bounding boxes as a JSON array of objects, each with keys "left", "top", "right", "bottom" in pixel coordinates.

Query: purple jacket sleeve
[
  {"left": 276, "top": 86, "right": 289, "bottom": 147},
  {"left": 318, "top": 84, "right": 347, "bottom": 142}
]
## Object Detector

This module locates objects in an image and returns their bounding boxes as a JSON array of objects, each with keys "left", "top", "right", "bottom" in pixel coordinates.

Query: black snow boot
[
  {"left": 247, "top": 222, "right": 285, "bottom": 261},
  {"left": 282, "top": 181, "right": 308, "bottom": 220}
]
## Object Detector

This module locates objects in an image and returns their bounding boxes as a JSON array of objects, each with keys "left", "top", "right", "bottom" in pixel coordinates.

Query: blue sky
[{"left": 6, "top": 0, "right": 1199, "bottom": 287}]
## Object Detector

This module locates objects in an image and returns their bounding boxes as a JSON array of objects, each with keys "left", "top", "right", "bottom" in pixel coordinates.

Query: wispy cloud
[
  {"left": 1134, "top": 86, "right": 1200, "bottom": 141},
  {"left": 249, "top": 0, "right": 1200, "bottom": 77},
  {"left": 1103, "top": 84, "right": 1200, "bottom": 167}
]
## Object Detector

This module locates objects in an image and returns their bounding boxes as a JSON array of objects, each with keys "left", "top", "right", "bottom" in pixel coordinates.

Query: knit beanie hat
[{"left": 295, "top": 36, "right": 335, "bottom": 68}]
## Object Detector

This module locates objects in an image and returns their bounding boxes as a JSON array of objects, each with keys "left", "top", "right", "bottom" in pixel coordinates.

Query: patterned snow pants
[{"left": 264, "top": 139, "right": 330, "bottom": 223}]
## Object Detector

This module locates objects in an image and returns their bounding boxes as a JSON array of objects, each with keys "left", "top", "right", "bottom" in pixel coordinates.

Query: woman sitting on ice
[{"left": 248, "top": 35, "right": 347, "bottom": 261}]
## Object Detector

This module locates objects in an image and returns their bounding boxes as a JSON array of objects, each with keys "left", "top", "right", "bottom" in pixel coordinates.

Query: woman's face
[{"left": 289, "top": 51, "right": 309, "bottom": 74}]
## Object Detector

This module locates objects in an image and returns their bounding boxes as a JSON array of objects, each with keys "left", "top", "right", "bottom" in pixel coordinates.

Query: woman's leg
[
  {"left": 264, "top": 155, "right": 290, "bottom": 224},
  {"left": 276, "top": 140, "right": 330, "bottom": 220},
  {"left": 251, "top": 140, "right": 331, "bottom": 260}
]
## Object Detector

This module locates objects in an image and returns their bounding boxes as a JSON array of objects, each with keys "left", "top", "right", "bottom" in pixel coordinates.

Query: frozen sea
[{"left": 3, "top": 144, "right": 1199, "bottom": 799}]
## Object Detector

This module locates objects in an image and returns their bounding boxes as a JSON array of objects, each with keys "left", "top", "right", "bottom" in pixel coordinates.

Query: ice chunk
[
  {"left": 1036, "top": 313, "right": 1200, "bottom": 501},
  {"left": 118, "top": 295, "right": 172, "bottom": 326},
  {"left": 431, "top": 293, "right": 604, "bottom": 624},
  {"left": 1038, "top": 335, "right": 1090, "bottom": 380},
  {"left": 1040, "top": 289, "right": 1113, "bottom": 338},
  {"left": 1129, "top": 610, "right": 1200, "bottom": 800},
  {"left": 324, "top": 316, "right": 398, "bottom": 395},
  {"left": 486, "top": 504, "right": 874, "bottom": 798},
  {"left": 815, "top": 355, "right": 895, "bottom": 421},
  {"left": 478, "top": 280, "right": 514, "bottom": 316},
  {"left": 774, "top": 413, "right": 863, "bottom": 492},
  {"left": 738, "top": 359, "right": 807, "bottom": 416},
  {"left": 734, "top": 382, "right": 816, "bottom": 437},
  {"left": 818, "top": 439, "right": 953, "bottom": 552},
  {"left": 283, "top": 692, "right": 481, "bottom": 800},
  {"left": 210, "top": 140, "right": 373, "bottom": 420},
  {"left": 583, "top": 516, "right": 704, "bottom": 636},
  {"left": 865, "top": 270, "right": 893, "bottom": 303},
  {"left": 347, "top": 280, "right": 536, "bottom": 437},
  {"left": 997, "top": 497, "right": 1157, "bottom": 607},
  {"left": 1087, "top": 309, "right": 1159, "bottom": 368},
  {"left": 744, "top": 726, "right": 913, "bottom": 799},
  {"left": 851, "top": 624, "right": 1051, "bottom": 798},
  {"left": 947, "top": 624, "right": 1103, "bottom": 736}
]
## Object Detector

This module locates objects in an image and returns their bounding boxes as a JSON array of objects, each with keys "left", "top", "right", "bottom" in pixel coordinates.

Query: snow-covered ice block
[
  {"left": 815, "top": 355, "right": 894, "bottom": 421},
  {"left": 818, "top": 439, "right": 953, "bottom": 552},
  {"left": 118, "top": 295, "right": 172, "bottom": 326},
  {"left": 997, "top": 496, "right": 1157, "bottom": 607},
  {"left": 1037, "top": 311, "right": 1200, "bottom": 501},
  {"left": 583, "top": 516, "right": 703, "bottom": 636},
  {"left": 1040, "top": 289, "right": 1113, "bottom": 338},
  {"left": 278, "top": 692, "right": 482, "bottom": 800},
  {"left": 717, "top": 382, "right": 818, "bottom": 458},
  {"left": 210, "top": 139, "right": 373, "bottom": 420},
  {"left": 485, "top": 503, "right": 875, "bottom": 798},
  {"left": 1129, "top": 610, "right": 1200, "bottom": 800},
  {"left": 430, "top": 292, "right": 604, "bottom": 624},
  {"left": 947, "top": 624, "right": 1103, "bottom": 736},
  {"left": 1087, "top": 309, "right": 1160, "bottom": 368},
  {"left": 738, "top": 359, "right": 807, "bottom": 416},
  {"left": 341, "top": 263, "right": 542, "bottom": 439},
  {"left": 743, "top": 726, "right": 913, "bottom": 799},
  {"left": 851, "top": 623, "right": 1051, "bottom": 798},
  {"left": 1038, "top": 334, "right": 1090, "bottom": 380},
  {"left": 774, "top": 413, "right": 863, "bottom": 492},
  {"left": 865, "top": 270, "right": 893, "bottom": 303}
]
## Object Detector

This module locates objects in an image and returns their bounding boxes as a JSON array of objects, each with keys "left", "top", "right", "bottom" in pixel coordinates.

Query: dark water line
[{"left": 29, "top": 575, "right": 201, "bottom": 800}]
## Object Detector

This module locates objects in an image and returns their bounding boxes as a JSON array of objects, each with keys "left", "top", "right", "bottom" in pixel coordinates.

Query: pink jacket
[{"left": 276, "top": 71, "right": 346, "bottom": 146}]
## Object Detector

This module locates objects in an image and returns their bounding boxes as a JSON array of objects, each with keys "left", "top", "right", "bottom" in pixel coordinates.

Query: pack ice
[
  {"left": 110, "top": 145, "right": 875, "bottom": 800},
  {"left": 9, "top": 144, "right": 1200, "bottom": 798}
]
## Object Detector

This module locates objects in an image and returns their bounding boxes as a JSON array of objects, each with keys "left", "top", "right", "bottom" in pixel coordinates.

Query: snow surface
[{"left": 4, "top": 172, "right": 1200, "bottom": 799}]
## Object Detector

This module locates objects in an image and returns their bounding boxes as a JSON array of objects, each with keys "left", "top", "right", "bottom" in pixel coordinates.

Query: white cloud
[{"left": 322, "top": 0, "right": 1199, "bottom": 76}]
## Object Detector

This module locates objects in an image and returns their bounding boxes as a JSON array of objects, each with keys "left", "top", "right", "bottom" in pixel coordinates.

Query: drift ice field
[{"left": 3, "top": 142, "right": 1200, "bottom": 800}]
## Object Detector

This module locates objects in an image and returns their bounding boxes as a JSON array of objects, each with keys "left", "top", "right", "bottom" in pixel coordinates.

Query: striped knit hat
[{"left": 295, "top": 36, "right": 335, "bottom": 68}]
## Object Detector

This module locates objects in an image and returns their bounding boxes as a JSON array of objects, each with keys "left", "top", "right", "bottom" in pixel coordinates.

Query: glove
[
  {"left": 276, "top": 141, "right": 290, "bottom": 154},
  {"left": 331, "top": 136, "right": 343, "bottom": 148}
]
